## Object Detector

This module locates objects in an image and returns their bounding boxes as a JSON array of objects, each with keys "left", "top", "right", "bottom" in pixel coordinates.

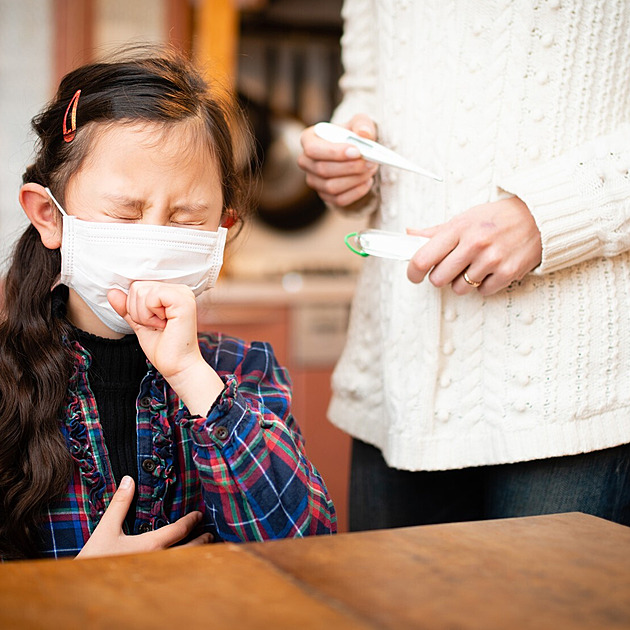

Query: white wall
[
  {"left": 93, "top": 0, "right": 165, "bottom": 53},
  {"left": 0, "top": 0, "right": 53, "bottom": 270},
  {"left": 0, "top": 0, "right": 167, "bottom": 273}
]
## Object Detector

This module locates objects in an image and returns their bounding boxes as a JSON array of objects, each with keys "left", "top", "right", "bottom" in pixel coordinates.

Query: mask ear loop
[
  {"left": 45, "top": 188, "right": 68, "bottom": 217},
  {"left": 344, "top": 232, "right": 369, "bottom": 257}
]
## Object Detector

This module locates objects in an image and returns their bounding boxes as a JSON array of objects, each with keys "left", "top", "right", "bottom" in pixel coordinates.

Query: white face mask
[{"left": 46, "top": 188, "right": 227, "bottom": 334}]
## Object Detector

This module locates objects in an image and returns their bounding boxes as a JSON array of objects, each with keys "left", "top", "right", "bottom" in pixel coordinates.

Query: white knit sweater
[{"left": 327, "top": 0, "right": 630, "bottom": 471}]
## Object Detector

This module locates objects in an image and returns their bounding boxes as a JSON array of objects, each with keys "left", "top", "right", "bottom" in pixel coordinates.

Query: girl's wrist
[{"left": 165, "top": 358, "right": 224, "bottom": 416}]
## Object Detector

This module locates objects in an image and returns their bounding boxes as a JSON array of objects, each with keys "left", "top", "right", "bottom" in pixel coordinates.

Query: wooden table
[{"left": 1, "top": 512, "right": 628, "bottom": 629}]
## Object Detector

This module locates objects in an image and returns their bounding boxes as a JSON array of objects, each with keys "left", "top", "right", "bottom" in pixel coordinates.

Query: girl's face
[
  {"left": 63, "top": 120, "right": 224, "bottom": 230},
  {"left": 61, "top": 120, "right": 225, "bottom": 338}
]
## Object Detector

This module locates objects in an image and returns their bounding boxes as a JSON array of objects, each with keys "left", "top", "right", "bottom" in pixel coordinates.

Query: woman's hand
[
  {"left": 406, "top": 197, "right": 542, "bottom": 296},
  {"left": 108, "top": 282, "right": 224, "bottom": 415},
  {"left": 298, "top": 113, "right": 379, "bottom": 207},
  {"left": 76, "top": 476, "right": 212, "bottom": 559}
]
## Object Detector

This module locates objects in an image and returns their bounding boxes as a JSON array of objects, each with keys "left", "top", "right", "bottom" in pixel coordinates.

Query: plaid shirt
[{"left": 39, "top": 333, "right": 336, "bottom": 558}]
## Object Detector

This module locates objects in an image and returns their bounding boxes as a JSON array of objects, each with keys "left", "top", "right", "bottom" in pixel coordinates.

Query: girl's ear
[{"left": 19, "top": 183, "right": 63, "bottom": 250}]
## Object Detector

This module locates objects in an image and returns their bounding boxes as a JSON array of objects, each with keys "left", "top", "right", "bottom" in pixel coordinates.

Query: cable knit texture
[{"left": 328, "top": 0, "right": 630, "bottom": 471}]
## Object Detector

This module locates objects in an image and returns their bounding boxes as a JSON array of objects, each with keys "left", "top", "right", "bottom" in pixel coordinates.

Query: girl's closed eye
[
  {"left": 94, "top": 194, "right": 218, "bottom": 228},
  {"left": 109, "top": 211, "right": 142, "bottom": 222},
  {"left": 169, "top": 213, "right": 206, "bottom": 227},
  {"left": 170, "top": 203, "right": 218, "bottom": 228},
  {"left": 100, "top": 194, "right": 144, "bottom": 222}
]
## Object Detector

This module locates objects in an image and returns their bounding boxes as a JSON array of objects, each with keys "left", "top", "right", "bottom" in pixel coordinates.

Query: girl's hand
[
  {"left": 406, "top": 197, "right": 542, "bottom": 296},
  {"left": 108, "top": 282, "right": 224, "bottom": 415},
  {"left": 76, "top": 476, "right": 212, "bottom": 559},
  {"left": 108, "top": 281, "right": 198, "bottom": 375},
  {"left": 298, "top": 113, "right": 379, "bottom": 207}
]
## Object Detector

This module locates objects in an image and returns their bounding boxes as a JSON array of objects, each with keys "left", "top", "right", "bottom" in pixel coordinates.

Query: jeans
[{"left": 349, "top": 439, "right": 630, "bottom": 531}]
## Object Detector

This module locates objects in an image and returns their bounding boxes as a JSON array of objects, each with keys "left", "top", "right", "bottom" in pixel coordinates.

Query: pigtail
[{"left": 0, "top": 227, "right": 74, "bottom": 559}]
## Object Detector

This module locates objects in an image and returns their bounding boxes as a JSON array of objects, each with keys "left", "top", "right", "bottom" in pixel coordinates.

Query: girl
[{"left": 0, "top": 49, "right": 336, "bottom": 560}]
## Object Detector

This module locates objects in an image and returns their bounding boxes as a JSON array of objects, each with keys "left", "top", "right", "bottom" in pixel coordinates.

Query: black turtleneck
[{"left": 75, "top": 328, "right": 147, "bottom": 529}]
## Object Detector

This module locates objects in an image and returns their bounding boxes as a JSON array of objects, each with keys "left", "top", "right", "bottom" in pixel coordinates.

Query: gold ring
[{"left": 463, "top": 271, "right": 482, "bottom": 287}]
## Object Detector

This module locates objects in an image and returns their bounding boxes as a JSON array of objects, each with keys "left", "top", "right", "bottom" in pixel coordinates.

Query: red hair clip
[
  {"left": 221, "top": 209, "right": 237, "bottom": 229},
  {"left": 63, "top": 90, "right": 81, "bottom": 143}
]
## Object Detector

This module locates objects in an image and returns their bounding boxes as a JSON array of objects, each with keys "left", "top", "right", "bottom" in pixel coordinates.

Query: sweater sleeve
[
  {"left": 497, "top": 124, "right": 630, "bottom": 274},
  {"left": 326, "top": 0, "right": 381, "bottom": 219},
  {"left": 331, "top": 0, "right": 379, "bottom": 126},
  {"left": 177, "top": 337, "right": 337, "bottom": 541}
]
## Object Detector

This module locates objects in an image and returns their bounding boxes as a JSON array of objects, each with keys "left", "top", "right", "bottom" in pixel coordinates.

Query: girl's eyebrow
[
  {"left": 102, "top": 194, "right": 210, "bottom": 215},
  {"left": 102, "top": 193, "right": 144, "bottom": 211},
  {"left": 172, "top": 201, "right": 212, "bottom": 215}
]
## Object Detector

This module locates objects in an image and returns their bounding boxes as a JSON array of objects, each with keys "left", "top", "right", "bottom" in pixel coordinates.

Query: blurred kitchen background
[{"left": 0, "top": 0, "right": 367, "bottom": 531}]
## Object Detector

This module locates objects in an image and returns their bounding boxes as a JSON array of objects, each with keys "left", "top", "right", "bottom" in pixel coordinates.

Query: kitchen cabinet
[{"left": 197, "top": 279, "right": 353, "bottom": 532}]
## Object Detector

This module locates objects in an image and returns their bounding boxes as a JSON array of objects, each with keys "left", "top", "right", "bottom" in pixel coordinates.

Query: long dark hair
[{"left": 0, "top": 47, "right": 257, "bottom": 559}]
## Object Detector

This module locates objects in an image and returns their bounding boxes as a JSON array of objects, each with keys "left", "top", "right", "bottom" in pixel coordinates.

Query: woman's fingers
[
  {"left": 406, "top": 197, "right": 542, "bottom": 296},
  {"left": 346, "top": 112, "right": 378, "bottom": 140},
  {"left": 305, "top": 169, "right": 377, "bottom": 206},
  {"left": 299, "top": 115, "right": 379, "bottom": 208},
  {"left": 407, "top": 228, "right": 459, "bottom": 284},
  {"left": 298, "top": 151, "right": 376, "bottom": 178},
  {"left": 299, "top": 125, "right": 360, "bottom": 161}
]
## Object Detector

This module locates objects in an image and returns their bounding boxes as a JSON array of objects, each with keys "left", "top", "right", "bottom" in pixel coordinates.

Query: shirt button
[
  {"left": 142, "top": 458, "right": 156, "bottom": 473},
  {"left": 214, "top": 425, "right": 229, "bottom": 441},
  {"left": 518, "top": 343, "right": 533, "bottom": 356},
  {"left": 532, "top": 108, "right": 544, "bottom": 122},
  {"left": 541, "top": 32, "right": 554, "bottom": 47},
  {"left": 514, "top": 400, "right": 528, "bottom": 412},
  {"left": 520, "top": 312, "right": 535, "bottom": 325},
  {"left": 462, "top": 96, "right": 474, "bottom": 111},
  {"left": 442, "top": 341, "right": 455, "bottom": 356},
  {"left": 444, "top": 308, "right": 457, "bottom": 322},
  {"left": 439, "top": 375, "right": 452, "bottom": 388},
  {"left": 436, "top": 409, "right": 450, "bottom": 422},
  {"left": 139, "top": 396, "right": 152, "bottom": 409},
  {"left": 517, "top": 374, "right": 530, "bottom": 386},
  {"left": 535, "top": 70, "right": 549, "bottom": 85},
  {"left": 528, "top": 145, "right": 540, "bottom": 160},
  {"left": 138, "top": 522, "right": 152, "bottom": 534}
]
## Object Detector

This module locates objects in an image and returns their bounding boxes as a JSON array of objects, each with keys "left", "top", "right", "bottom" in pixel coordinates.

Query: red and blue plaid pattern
[{"left": 38, "top": 333, "right": 336, "bottom": 558}]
